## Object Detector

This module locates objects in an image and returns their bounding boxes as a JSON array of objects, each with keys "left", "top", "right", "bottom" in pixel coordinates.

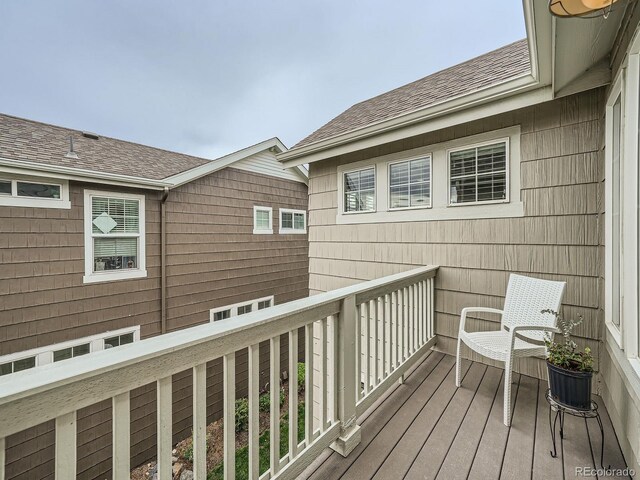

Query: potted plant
[{"left": 543, "top": 309, "right": 594, "bottom": 410}]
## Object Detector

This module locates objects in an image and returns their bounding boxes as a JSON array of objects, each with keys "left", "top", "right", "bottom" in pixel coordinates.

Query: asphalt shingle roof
[
  {"left": 0, "top": 114, "right": 211, "bottom": 180},
  {"left": 294, "top": 39, "right": 530, "bottom": 148}
]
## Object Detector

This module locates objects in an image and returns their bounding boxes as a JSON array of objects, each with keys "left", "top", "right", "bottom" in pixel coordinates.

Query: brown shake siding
[
  {"left": 307, "top": 88, "right": 603, "bottom": 381},
  {"left": 0, "top": 167, "right": 308, "bottom": 479}
]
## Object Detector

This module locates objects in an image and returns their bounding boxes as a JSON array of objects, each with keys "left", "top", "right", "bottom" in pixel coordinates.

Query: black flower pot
[{"left": 547, "top": 361, "right": 593, "bottom": 410}]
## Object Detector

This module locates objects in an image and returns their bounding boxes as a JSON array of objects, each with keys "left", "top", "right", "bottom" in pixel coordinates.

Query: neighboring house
[
  {"left": 0, "top": 114, "right": 309, "bottom": 479},
  {"left": 278, "top": 1, "right": 640, "bottom": 473}
]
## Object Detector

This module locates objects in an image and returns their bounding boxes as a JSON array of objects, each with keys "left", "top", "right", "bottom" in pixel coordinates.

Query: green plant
[
  {"left": 297, "top": 362, "right": 305, "bottom": 393},
  {"left": 235, "top": 398, "right": 249, "bottom": 432},
  {"left": 183, "top": 444, "right": 194, "bottom": 463},
  {"left": 258, "top": 387, "right": 286, "bottom": 413},
  {"left": 542, "top": 309, "right": 594, "bottom": 373}
]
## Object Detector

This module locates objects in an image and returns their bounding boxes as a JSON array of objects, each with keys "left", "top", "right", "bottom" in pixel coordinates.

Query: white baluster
[
  {"left": 112, "top": 392, "right": 130, "bottom": 479},
  {"left": 288, "top": 330, "right": 299, "bottom": 461},
  {"left": 270, "top": 336, "right": 281, "bottom": 475},
  {"left": 55, "top": 411, "right": 76, "bottom": 480},
  {"left": 193, "top": 364, "right": 207, "bottom": 480},
  {"left": 248, "top": 344, "right": 260, "bottom": 480},
  {"left": 157, "top": 376, "right": 172, "bottom": 480},
  {"left": 223, "top": 353, "right": 235, "bottom": 480}
]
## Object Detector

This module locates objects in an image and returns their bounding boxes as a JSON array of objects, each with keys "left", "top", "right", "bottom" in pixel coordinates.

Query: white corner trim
[
  {"left": 253, "top": 205, "right": 273, "bottom": 234},
  {"left": 335, "top": 126, "right": 522, "bottom": 224},
  {"left": 279, "top": 208, "right": 307, "bottom": 234},
  {"left": 0, "top": 174, "right": 70, "bottom": 209},
  {"left": 83, "top": 189, "right": 147, "bottom": 284}
]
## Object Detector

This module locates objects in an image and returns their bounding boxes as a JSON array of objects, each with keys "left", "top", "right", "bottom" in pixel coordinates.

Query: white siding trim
[
  {"left": 233, "top": 151, "right": 307, "bottom": 184},
  {"left": 83, "top": 189, "right": 147, "bottom": 284}
]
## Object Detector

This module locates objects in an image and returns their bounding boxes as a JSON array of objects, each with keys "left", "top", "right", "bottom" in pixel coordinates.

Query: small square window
[
  {"left": 258, "top": 299, "right": 271, "bottom": 310},
  {"left": 237, "top": 304, "right": 253, "bottom": 315},
  {"left": 104, "top": 333, "right": 135, "bottom": 349},
  {"left": 253, "top": 206, "right": 273, "bottom": 234},
  {"left": 213, "top": 309, "right": 231, "bottom": 321},
  {"left": 279, "top": 209, "right": 306, "bottom": 234},
  {"left": 0, "top": 180, "right": 11, "bottom": 195}
]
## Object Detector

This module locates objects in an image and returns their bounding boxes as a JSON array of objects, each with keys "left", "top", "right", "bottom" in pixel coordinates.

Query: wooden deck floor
[{"left": 303, "top": 351, "right": 631, "bottom": 480}]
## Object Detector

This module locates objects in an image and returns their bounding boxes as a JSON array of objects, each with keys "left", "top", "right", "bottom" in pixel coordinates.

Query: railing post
[{"left": 330, "top": 294, "right": 361, "bottom": 457}]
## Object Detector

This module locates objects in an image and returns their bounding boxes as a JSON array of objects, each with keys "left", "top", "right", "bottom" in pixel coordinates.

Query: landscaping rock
[
  {"left": 180, "top": 470, "right": 194, "bottom": 480},
  {"left": 172, "top": 462, "right": 184, "bottom": 478}
]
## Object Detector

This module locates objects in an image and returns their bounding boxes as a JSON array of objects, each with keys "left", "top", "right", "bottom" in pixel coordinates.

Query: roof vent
[
  {"left": 82, "top": 131, "right": 99, "bottom": 140},
  {"left": 65, "top": 135, "right": 79, "bottom": 159}
]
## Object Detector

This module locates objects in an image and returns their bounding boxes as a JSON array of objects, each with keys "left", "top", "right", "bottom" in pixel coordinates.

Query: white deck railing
[{"left": 0, "top": 265, "right": 437, "bottom": 480}]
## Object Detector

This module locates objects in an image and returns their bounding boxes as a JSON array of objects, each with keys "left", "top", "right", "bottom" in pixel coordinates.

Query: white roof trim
[
  {"left": 162, "top": 137, "right": 305, "bottom": 187},
  {"left": 0, "top": 136, "right": 306, "bottom": 190}
]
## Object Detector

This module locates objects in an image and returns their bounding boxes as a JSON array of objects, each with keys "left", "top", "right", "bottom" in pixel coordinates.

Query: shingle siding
[
  {"left": 0, "top": 167, "right": 309, "bottom": 479},
  {"left": 307, "top": 88, "right": 604, "bottom": 380}
]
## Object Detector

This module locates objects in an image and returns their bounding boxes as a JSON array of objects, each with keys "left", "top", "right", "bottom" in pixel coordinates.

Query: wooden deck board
[{"left": 307, "top": 353, "right": 629, "bottom": 480}]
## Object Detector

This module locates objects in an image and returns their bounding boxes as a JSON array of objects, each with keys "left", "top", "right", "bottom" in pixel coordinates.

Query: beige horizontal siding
[{"left": 307, "top": 88, "right": 604, "bottom": 380}]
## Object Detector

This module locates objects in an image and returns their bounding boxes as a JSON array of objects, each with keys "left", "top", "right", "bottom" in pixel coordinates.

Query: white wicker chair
[{"left": 455, "top": 274, "right": 566, "bottom": 427}]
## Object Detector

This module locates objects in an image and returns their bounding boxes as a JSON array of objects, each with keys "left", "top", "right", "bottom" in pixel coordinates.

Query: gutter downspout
[{"left": 161, "top": 187, "right": 170, "bottom": 334}]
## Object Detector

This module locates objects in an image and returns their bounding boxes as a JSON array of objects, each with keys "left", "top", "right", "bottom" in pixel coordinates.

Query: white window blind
[
  {"left": 344, "top": 167, "right": 375, "bottom": 212},
  {"left": 91, "top": 196, "right": 140, "bottom": 272},
  {"left": 450, "top": 142, "right": 507, "bottom": 205},
  {"left": 389, "top": 157, "right": 431, "bottom": 208}
]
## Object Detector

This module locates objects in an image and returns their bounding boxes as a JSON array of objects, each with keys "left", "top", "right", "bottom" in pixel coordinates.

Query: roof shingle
[
  {"left": 294, "top": 39, "right": 530, "bottom": 148},
  {"left": 0, "top": 114, "right": 211, "bottom": 180}
]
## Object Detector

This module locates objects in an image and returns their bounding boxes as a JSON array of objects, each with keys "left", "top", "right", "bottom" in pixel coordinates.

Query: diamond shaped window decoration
[{"left": 93, "top": 212, "right": 118, "bottom": 234}]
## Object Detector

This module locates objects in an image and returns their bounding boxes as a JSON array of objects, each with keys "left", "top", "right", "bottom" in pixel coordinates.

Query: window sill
[
  {"left": 253, "top": 229, "right": 273, "bottom": 235},
  {"left": 337, "top": 201, "right": 524, "bottom": 224},
  {"left": 605, "top": 321, "right": 623, "bottom": 349},
  {"left": 83, "top": 269, "right": 148, "bottom": 284},
  {"left": 279, "top": 229, "right": 307, "bottom": 234}
]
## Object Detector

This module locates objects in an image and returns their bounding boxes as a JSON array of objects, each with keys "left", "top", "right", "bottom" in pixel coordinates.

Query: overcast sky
[{"left": 0, "top": 1, "right": 526, "bottom": 159}]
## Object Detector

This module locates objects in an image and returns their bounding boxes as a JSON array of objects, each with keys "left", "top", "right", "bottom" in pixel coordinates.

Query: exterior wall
[
  {"left": 307, "top": 88, "right": 604, "bottom": 381},
  {"left": 598, "top": 5, "right": 640, "bottom": 472},
  {"left": 0, "top": 167, "right": 309, "bottom": 479}
]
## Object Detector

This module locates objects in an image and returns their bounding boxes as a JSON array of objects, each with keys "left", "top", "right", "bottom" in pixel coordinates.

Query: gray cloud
[{"left": 0, "top": 0, "right": 526, "bottom": 158}]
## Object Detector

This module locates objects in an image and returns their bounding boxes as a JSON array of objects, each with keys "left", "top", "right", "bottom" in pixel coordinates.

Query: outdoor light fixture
[{"left": 549, "top": 0, "right": 619, "bottom": 17}]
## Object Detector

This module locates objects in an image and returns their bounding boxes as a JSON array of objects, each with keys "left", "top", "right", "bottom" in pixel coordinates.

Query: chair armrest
[
  {"left": 511, "top": 325, "right": 560, "bottom": 334},
  {"left": 459, "top": 307, "right": 504, "bottom": 334}
]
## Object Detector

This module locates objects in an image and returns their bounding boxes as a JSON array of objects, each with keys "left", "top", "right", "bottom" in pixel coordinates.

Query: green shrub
[
  {"left": 257, "top": 388, "right": 286, "bottom": 413},
  {"left": 297, "top": 362, "right": 305, "bottom": 392},
  {"left": 183, "top": 444, "right": 193, "bottom": 462},
  {"left": 235, "top": 398, "right": 249, "bottom": 432}
]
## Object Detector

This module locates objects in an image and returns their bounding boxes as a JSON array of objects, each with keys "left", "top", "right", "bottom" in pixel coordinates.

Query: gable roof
[
  {"left": 0, "top": 113, "right": 305, "bottom": 188},
  {"left": 293, "top": 39, "right": 530, "bottom": 149}
]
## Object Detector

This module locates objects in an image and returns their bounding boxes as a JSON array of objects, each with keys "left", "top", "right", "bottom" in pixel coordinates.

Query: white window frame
[
  {"left": 387, "top": 155, "right": 432, "bottom": 210},
  {"left": 210, "top": 295, "right": 275, "bottom": 321},
  {"left": 447, "top": 138, "right": 510, "bottom": 207},
  {"left": 0, "top": 174, "right": 70, "bottom": 209},
  {"left": 279, "top": 208, "right": 307, "bottom": 234},
  {"left": 335, "top": 126, "right": 522, "bottom": 224},
  {"left": 253, "top": 206, "right": 273, "bottom": 234},
  {"left": 83, "top": 190, "right": 147, "bottom": 284},
  {"left": 605, "top": 73, "right": 625, "bottom": 348},
  {"left": 340, "top": 166, "right": 377, "bottom": 214},
  {"left": 0, "top": 326, "right": 140, "bottom": 375}
]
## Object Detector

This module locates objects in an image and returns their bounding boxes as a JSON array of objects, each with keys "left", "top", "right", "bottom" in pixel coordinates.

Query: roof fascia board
[
  {"left": 524, "top": 0, "right": 554, "bottom": 87},
  {"left": 278, "top": 73, "right": 538, "bottom": 164},
  {"left": 0, "top": 158, "right": 170, "bottom": 190},
  {"left": 281, "top": 85, "right": 553, "bottom": 167},
  {"left": 163, "top": 137, "right": 292, "bottom": 187}
]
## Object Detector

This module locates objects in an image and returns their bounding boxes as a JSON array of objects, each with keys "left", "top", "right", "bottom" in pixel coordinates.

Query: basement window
[
  {"left": 210, "top": 295, "right": 275, "bottom": 322},
  {"left": 84, "top": 190, "right": 147, "bottom": 284},
  {"left": 0, "top": 356, "right": 36, "bottom": 376}
]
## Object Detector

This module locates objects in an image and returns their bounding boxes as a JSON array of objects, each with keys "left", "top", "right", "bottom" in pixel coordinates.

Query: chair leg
[
  {"left": 503, "top": 354, "right": 513, "bottom": 427},
  {"left": 455, "top": 336, "right": 462, "bottom": 387}
]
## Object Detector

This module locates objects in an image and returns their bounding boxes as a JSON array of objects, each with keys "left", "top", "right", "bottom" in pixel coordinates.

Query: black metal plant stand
[{"left": 546, "top": 389, "right": 607, "bottom": 469}]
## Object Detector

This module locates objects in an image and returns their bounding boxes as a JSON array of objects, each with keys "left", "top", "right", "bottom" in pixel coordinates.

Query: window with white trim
[
  {"left": 449, "top": 141, "right": 508, "bottom": 205},
  {"left": 344, "top": 167, "right": 375, "bottom": 213},
  {"left": 253, "top": 206, "right": 273, "bottom": 234},
  {"left": 0, "top": 326, "right": 140, "bottom": 376},
  {"left": 210, "top": 295, "right": 275, "bottom": 321},
  {"left": 84, "top": 190, "right": 147, "bottom": 283},
  {"left": 279, "top": 208, "right": 307, "bottom": 234},
  {"left": 0, "top": 175, "right": 70, "bottom": 209},
  {"left": 389, "top": 156, "right": 431, "bottom": 209}
]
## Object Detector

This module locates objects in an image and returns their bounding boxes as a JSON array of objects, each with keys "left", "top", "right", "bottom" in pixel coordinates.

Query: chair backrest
[{"left": 501, "top": 274, "right": 566, "bottom": 342}]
